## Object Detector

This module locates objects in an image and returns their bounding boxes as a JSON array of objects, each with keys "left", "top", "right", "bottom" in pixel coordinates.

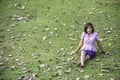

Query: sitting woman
[{"left": 72, "top": 22, "right": 105, "bottom": 67}]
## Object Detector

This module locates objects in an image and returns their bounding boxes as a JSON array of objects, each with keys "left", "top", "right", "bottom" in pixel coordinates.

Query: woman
[{"left": 72, "top": 23, "right": 105, "bottom": 67}]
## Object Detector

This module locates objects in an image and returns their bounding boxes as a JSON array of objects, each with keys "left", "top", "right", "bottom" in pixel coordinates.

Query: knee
[{"left": 81, "top": 50, "right": 86, "bottom": 55}]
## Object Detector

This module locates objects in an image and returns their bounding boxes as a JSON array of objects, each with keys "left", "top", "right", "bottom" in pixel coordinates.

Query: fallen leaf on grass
[
  {"left": 54, "top": 28, "right": 58, "bottom": 31},
  {"left": 83, "top": 75, "right": 90, "bottom": 80},
  {"left": 21, "top": 5, "right": 25, "bottom": 10},
  {"left": 64, "top": 68, "right": 71, "bottom": 74},
  {"left": 96, "top": 58, "right": 101, "bottom": 62},
  {"left": 42, "top": 36, "right": 47, "bottom": 41},
  {"left": 45, "top": 28, "right": 50, "bottom": 31},
  {"left": 56, "top": 66, "right": 63, "bottom": 69},
  {"left": 14, "top": 74, "right": 36, "bottom": 80},
  {"left": 0, "top": 51, "right": 5, "bottom": 55},
  {"left": 39, "top": 64, "right": 47, "bottom": 68},
  {"left": 67, "top": 57, "right": 74, "bottom": 61},
  {"left": 114, "top": 67, "right": 119, "bottom": 70},
  {"left": 31, "top": 54, "right": 38, "bottom": 59},
  {"left": 11, "top": 36, "right": 16, "bottom": 39},
  {"left": 99, "top": 74, "right": 104, "bottom": 76},
  {"left": 108, "top": 77, "right": 115, "bottom": 80},
  {"left": 89, "top": 12, "right": 93, "bottom": 15},
  {"left": 0, "top": 66, "right": 7, "bottom": 72},
  {"left": 8, "top": 54, "right": 13, "bottom": 57},
  {"left": 101, "top": 69, "right": 109, "bottom": 73},
  {"left": 76, "top": 77, "right": 81, "bottom": 80},
  {"left": 10, "top": 65, "right": 16, "bottom": 70},
  {"left": 14, "top": 59, "right": 20, "bottom": 62},
  {"left": 79, "top": 69, "right": 85, "bottom": 73}
]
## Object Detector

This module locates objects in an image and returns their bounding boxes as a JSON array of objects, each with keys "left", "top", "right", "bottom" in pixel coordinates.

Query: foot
[
  {"left": 80, "top": 64, "right": 85, "bottom": 68},
  {"left": 72, "top": 61, "right": 81, "bottom": 66}
]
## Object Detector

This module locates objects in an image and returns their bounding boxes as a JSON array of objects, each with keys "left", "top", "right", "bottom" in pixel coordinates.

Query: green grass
[{"left": 0, "top": 0, "right": 120, "bottom": 80}]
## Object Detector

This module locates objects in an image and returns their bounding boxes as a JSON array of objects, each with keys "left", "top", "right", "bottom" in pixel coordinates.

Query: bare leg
[
  {"left": 80, "top": 50, "right": 86, "bottom": 66},
  {"left": 84, "top": 55, "right": 90, "bottom": 62},
  {"left": 80, "top": 51, "right": 90, "bottom": 66},
  {"left": 72, "top": 51, "right": 90, "bottom": 67}
]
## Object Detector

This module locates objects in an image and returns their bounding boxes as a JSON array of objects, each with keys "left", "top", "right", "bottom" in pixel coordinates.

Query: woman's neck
[{"left": 87, "top": 33, "right": 91, "bottom": 35}]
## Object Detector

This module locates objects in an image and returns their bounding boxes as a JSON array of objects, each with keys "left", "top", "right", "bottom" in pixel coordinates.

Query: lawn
[{"left": 0, "top": 0, "right": 120, "bottom": 80}]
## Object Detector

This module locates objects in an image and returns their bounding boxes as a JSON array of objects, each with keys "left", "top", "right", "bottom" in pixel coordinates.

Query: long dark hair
[{"left": 84, "top": 23, "right": 94, "bottom": 33}]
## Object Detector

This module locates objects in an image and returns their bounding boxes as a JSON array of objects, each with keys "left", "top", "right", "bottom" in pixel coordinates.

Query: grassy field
[{"left": 0, "top": 0, "right": 120, "bottom": 80}]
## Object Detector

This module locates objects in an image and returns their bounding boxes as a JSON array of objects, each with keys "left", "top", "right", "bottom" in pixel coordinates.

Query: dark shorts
[{"left": 81, "top": 50, "right": 96, "bottom": 59}]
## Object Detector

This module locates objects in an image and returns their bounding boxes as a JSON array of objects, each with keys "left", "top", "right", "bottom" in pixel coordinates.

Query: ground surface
[{"left": 0, "top": 0, "right": 120, "bottom": 80}]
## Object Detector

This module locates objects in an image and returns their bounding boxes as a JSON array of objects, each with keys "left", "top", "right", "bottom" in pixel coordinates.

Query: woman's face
[{"left": 87, "top": 26, "right": 92, "bottom": 34}]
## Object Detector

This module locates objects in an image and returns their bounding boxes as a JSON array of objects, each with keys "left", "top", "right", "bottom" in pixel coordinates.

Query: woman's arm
[
  {"left": 74, "top": 39, "right": 84, "bottom": 53},
  {"left": 96, "top": 40, "right": 105, "bottom": 53}
]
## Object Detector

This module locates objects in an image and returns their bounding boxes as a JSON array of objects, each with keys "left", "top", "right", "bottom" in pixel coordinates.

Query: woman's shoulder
[
  {"left": 82, "top": 32, "right": 86, "bottom": 34},
  {"left": 93, "top": 32, "right": 99, "bottom": 36}
]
